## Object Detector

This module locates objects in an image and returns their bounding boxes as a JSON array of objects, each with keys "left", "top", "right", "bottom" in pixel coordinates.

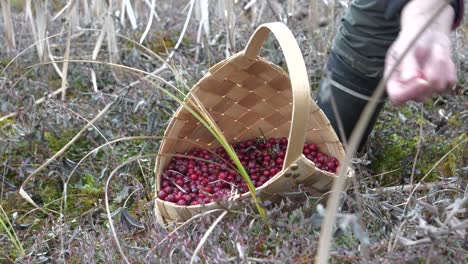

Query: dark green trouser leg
[{"left": 317, "top": 52, "right": 386, "bottom": 150}]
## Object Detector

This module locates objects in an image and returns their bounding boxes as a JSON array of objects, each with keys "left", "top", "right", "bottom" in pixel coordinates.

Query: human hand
[{"left": 384, "top": 30, "right": 457, "bottom": 105}]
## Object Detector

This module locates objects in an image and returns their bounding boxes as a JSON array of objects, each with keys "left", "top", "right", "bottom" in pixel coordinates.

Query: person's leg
[
  {"left": 317, "top": 52, "right": 385, "bottom": 150},
  {"left": 316, "top": 0, "right": 401, "bottom": 149}
]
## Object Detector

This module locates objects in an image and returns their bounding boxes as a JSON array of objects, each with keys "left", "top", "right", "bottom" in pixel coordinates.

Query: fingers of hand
[
  {"left": 423, "top": 43, "right": 456, "bottom": 93},
  {"left": 387, "top": 78, "right": 429, "bottom": 105}
]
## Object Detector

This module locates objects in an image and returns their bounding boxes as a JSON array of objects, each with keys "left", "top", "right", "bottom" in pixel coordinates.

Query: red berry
[
  {"left": 163, "top": 186, "right": 173, "bottom": 194},
  {"left": 158, "top": 190, "right": 167, "bottom": 200},
  {"left": 308, "top": 144, "right": 317, "bottom": 151},
  {"left": 166, "top": 194, "right": 175, "bottom": 202},
  {"left": 205, "top": 186, "right": 213, "bottom": 193},
  {"left": 275, "top": 158, "right": 283, "bottom": 165}
]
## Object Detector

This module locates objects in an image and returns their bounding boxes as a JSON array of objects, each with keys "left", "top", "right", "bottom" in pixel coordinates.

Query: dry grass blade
[
  {"left": 139, "top": 0, "right": 156, "bottom": 44},
  {"left": 0, "top": 112, "right": 16, "bottom": 123},
  {"left": 1, "top": 0, "right": 16, "bottom": 52},
  {"left": 315, "top": 2, "right": 453, "bottom": 263},
  {"left": 190, "top": 210, "right": 228, "bottom": 264},
  {"left": 90, "top": 68, "right": 98, "bottom": 92},
  {"left": 51, "top": 0, "right": 73, "bottom": 21},
  {"left": 168, "top": 0, "right": 195, "bottom": 59},
  {"left": 92, "top": 24, "right": 106, "bottom": 60},
  {"left": 46, "top": 36, "right": 64, "bottom": 78},
  {"left": 371, "top": 182, "right": 459, "bottom": 194}
]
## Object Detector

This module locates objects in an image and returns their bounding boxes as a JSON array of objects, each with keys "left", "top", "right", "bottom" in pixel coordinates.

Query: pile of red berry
[{"left": 157, "top": 137, "right": 339, "bottom": 205}]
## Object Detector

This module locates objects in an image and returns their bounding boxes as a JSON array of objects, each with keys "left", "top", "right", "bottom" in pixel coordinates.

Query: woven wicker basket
[{"left": 154, "top": 22, "right": 353, "bottom": 227}]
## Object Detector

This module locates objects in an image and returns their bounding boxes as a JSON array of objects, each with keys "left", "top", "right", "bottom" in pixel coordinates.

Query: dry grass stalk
[
  {"left": 217, "top": 0, "right": 235, "bottom": 57},
  {"left": 33, "top": 0, "right": 47, "bottom": 61},
  {"left": 51, "top": 0, "right": 73, "bottom": 21},
  {"left": 24, "top": 0, "right": 38, "bottom": 47},
  {"left": 105, "top": 6, "right": 119, "bottom": 63},
  {"left": 46, "top": 36, "right": 64, "bottom": 77},
  {"left": 81, "top": 0, "right": 90, "bottom": 25},
  {"left": 139, "top": 0, "right": 156, "bottom": 44},
  {"left": 91, "top": 0, "right": 107, "bottom": 19},
  {"left": 60, "top": 0, "right": 77, "bottom": 100},
  {"left": 243, "top": 0, "right": 259, "bottom": 28},
  {"left": 1, "top": 0, "right": 16, "bottom": 52},
  {"left": 157, "top": 0, "right": 194, "bottom": 65},
  {"left": 287, "top": 0, "right": 294, "bottom": 17},
  {"left": 70, "top": 0, "right": 80, "bottom": 29},
  {"left": 120, "top": 0, "right": 137, "bottom": 30},
  {"left": 142, "top": 0, "right": 160, "bottom": 21},
  {"left": 195, "top": 0, "right": 210, "bottom": 45}
]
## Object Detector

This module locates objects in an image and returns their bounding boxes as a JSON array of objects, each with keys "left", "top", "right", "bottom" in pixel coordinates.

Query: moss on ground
[{"left": 370, "top": 105, "right": 465, "bottom": 186}]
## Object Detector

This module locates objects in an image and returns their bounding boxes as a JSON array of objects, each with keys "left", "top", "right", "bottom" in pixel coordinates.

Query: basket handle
[{"left": 243, "top": 22, "right": 310, "bottom": 168}]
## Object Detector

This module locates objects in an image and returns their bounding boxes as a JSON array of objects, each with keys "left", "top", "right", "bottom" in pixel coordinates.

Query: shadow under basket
[{"left": 154, "top": 22, "right": 354, "bottom": 228}]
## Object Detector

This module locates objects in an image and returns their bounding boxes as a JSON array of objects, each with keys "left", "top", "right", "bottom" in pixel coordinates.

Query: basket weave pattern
[{"left": 154, "top": 23, "right": 352, "bottom": 227}]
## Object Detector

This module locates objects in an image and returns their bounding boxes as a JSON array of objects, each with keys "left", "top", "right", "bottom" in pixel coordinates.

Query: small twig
[
  {"left": 443, "top": 197, "right": 467, "bottom": 226},
  {"left": 371, "top": 182, "right": 458, "bottom": 194},
  {"left": 163, "top": 172, "right": 188, "bottom": 194},
  {"left": 408, "top": 104, "right": 424, "bottom": 189},
  {"left": 397, "top": 236, "right": 431, "bottom": 246}
]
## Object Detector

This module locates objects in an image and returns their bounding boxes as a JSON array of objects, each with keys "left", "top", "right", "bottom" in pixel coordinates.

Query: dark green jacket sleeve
[{"left": 331, "top": 0, "right": 400, "bottom": 79}]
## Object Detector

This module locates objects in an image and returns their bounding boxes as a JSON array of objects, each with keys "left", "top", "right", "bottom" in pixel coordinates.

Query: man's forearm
[{"left": 401, "top": 0, "right": 455, "bottom": 35}]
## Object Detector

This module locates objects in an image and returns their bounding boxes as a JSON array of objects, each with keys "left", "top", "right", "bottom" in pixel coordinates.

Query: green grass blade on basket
[
  {"left": 186, "top": 94, "right": 266, "bottom": 218},
  {"left": 0, "top": 205, "right": 25, "bottom": 258}
]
